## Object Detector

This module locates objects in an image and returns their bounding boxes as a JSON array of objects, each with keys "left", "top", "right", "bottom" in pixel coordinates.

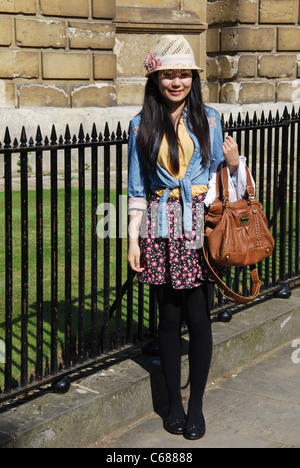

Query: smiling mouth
[{"left": 169, "top": 90, "right": 182, "bottom": 95}]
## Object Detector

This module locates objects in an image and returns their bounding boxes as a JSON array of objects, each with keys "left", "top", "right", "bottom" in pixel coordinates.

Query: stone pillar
[{"left": 114, "top": 0, "right": 207, "bottom": 106}]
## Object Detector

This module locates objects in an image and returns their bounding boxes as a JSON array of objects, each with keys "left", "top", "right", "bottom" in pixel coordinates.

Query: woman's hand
[
  {"left": 127, "top": 242, "right": 145, "bottom": 273},
  {"left": 127, "top": 210, "right": 145, "bottom": 273},
  {"left": 222, "top": 136, "right": 240, "bottom": 175}
]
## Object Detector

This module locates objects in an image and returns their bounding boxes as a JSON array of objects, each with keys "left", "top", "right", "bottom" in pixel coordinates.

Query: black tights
[{"left": 156, "top": 282, "right": 214, "bottom": 426}]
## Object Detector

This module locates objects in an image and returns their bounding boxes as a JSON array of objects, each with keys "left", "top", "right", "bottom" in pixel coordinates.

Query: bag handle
[
  {"left": 203, "top": 241, "right": 261, "bottom": 305},
  {"left": 217, "top": 161, "right": 255, "bottom": 203}
]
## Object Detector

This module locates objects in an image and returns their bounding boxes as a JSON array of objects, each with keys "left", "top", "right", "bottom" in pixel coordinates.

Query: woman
[{"left": 127, "top": 35, "right": 250, "bottom": 440}]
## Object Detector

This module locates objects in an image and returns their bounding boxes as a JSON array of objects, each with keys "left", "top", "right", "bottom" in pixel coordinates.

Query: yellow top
[{"left": 156, "top": 115, "right": 208, "bottom": 198}]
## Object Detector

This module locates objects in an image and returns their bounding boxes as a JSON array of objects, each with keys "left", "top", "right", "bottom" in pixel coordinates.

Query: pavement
[
  {"left": 96, "top": 339, "right": 300, "bottom": 449},
  {"left": 0, "top": 287, "right": 300, "bottom": 449}
]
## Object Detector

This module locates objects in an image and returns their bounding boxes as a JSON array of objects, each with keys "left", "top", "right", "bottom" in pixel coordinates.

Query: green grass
[
  {"left": 0, "top": 188, "right": 137, "bottom": 389},
  {"left": 0, "top": 188, "right": 298, "bottom": 390}
]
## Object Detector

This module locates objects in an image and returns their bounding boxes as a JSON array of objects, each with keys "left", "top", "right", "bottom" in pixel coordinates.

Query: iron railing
[{"left": 0, "top": 106, "right": 299, "bottom": 404}]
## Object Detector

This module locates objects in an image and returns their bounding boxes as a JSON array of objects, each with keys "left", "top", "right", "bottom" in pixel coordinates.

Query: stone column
[{"left": 114, "top": 0, "right": 207, "bottom": 106}]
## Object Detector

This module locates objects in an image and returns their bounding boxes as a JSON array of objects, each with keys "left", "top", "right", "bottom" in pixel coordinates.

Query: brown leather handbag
[{"left": 203, "top": 162, "right": 275, "bottom": 304}]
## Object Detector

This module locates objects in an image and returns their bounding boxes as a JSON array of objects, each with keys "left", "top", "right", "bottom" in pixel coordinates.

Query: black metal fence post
[
  {"left": 78, "top": 124, "right": 86, "bottom": 363},
  {"left": 4, "top": 128, "right": 13, "bottom": 394},
  {"left": 91, "top": 123, "right": 98, "bottom": 359},
  {"left": 35, "top": 126, "right": 44, "bottom": 381},
  {"left": 296, "top": 108, "right": 300, "bottom": 275},
  {"left": 50, "top": 125, "right": 58, "bottom": 377},
  {"left": 20, "top": 127, "right": 29, "bottom": 388},
  {"left": 279, "top": 108, "right": 289, "bottom": 282},
  {"left": 64, "top": 126, "right": 72, "bottom": 370},
  {"left": 102, "top": 123, "right": 111, "bottom": 353}
]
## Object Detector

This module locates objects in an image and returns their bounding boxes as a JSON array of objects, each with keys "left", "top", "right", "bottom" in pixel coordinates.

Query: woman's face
[{"left": 156, "top": 69, "right": 193, "bottom": 110}]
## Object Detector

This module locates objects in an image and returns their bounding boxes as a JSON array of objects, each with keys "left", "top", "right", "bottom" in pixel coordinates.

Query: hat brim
[{"left": 145, "top": 64, "right": 203, "bottom": 78}]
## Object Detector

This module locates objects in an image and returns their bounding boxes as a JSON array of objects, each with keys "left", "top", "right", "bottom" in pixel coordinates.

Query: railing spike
[
  {"left": 291, "top": 106, "right": 296, "bottom": 119},
  {"left": 50, "top": 124, "right": 57, "bottom": 145},
  {"left": 65, "top": 124, "right": 71, "bottom": 144},
  {"left": 104, "top": 122, "right": 110, "bottom": 141},
  {"left": 116, "top": 121, "right": 122, "bottom": 140},
  {"left": 283, "top": 105, "right": 290, "bottom": 120},
  {"left": 268, "top": 110, "right": 273, "bottom": 123},
  {"left": 20, "top": 126, "right": 27, "bottom": 147},
  {"left": 5, "top": 131, "right": 12, "bottom": 150},
  {"left": 36, "top": 125, "right": 42, "bottom": 146},
  {"left": 78, "top": 123, "right": 85, "bottom": 143},
  {"left": 91, "top": 123, "right": 98, "bottom": 142}
]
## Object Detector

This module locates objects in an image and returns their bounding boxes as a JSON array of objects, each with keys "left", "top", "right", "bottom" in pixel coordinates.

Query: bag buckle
[{"left": 240, "top": 214, "right": 250, "bottom": 226}]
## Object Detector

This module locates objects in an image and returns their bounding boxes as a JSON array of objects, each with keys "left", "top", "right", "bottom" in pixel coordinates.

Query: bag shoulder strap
[
  {"left": 203, "top": 241, "right": 261, "bottom": 305},
  {"left": 217, "top": 161, "right": 255, "bottom": 203},
  {"left": 245, "top": 165, "right": 255, "bottom": 198}
]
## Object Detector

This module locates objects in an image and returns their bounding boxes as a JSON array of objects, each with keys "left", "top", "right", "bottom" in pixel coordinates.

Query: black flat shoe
[
  {"left": 183, "top": 423, "right": 206, "bottom": 440},
  {"left": 163, "top": 418, "right": 186, "bottom": 435}
]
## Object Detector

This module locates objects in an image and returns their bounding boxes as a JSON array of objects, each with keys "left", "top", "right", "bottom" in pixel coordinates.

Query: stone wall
[
  {"left": 0, "top": 0, "right": 208, "bottom": 109},
  {"left": 114, "top": 0, "right": 207, "bottom": 105},
  {"left": 206, "top": 0, "right": 300, "bottom": 103},
  {"left": 0, "top": 0, "right": 299, "bottom": 110},
  {"left": 0, "top": 0, "right": 117, "bottom": 108}
]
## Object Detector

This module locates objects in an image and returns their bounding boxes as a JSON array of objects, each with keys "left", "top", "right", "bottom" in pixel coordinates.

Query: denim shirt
[{"left": 128, "top": 106, "right": 225, "bottom": 237}]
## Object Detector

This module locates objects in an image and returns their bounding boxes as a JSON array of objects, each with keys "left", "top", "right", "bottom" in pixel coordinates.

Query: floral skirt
[{"left": 138, "top": 193, "right": 222, "bottom": 290}]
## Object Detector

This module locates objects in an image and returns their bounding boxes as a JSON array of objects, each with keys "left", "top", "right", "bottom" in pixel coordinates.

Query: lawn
[
  {"left": 0, "top": 187, "right": 134, "bottom": 389},
  {"left": 0, "top": 186, "right": 297, "bottom": 390}
]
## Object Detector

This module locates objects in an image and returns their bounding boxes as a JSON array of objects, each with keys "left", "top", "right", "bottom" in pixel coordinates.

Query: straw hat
[{"left": 143, "top": 35, "right": 203, "bottom": 77}]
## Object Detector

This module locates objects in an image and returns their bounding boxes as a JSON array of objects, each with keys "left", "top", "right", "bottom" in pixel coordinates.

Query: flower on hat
[{"left": 143, "top": 51, "right": 162, "bottom": 74}]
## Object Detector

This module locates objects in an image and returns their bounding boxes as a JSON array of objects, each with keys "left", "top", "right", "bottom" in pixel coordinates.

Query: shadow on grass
[{"left": 0, "top": 280, "right": 151, "bottom": 391}]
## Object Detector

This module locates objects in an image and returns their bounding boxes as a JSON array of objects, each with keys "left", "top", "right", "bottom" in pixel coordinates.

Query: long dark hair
[{"left": 137, "top": 70, "right": 210, "bottom": 174}]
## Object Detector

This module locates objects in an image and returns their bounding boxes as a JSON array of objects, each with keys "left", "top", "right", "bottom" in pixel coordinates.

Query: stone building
[
  {"left": 0, "top": 0, "right": 299, "bottom": 137},
  {"left": 207, "top": 0, "right": 300, "bottom": 104}
]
